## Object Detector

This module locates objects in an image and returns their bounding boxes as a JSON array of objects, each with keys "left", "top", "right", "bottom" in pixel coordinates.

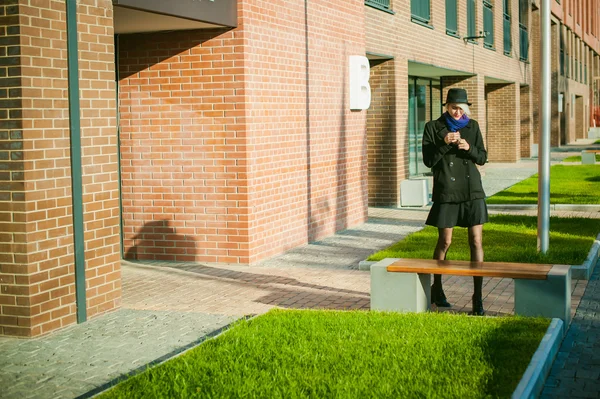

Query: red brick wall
[
  {"left": 119, "top": 0, "right": 367, "bottom": 264},
  {"left": 241, "top": 0, "right": 367, "bottom": 262},
  {"left": 77, "top": 0, "right": 120, "bottom": 321},
  {"left": 520, "top": 85, "right": 533, "bottom": 157},
  {"left": 0, "top": 0, "right": 119, "bottom": 337},
  {"left": 367, "top": 60, "right": 397, "bottom": 206},
  {"left": 118, "top": 27, "right": 247, "bottom": 264},
  {"left": 0, "top": 0, "right": 26, "bottom": 337},
  {"left": 486, "top": 83, "right": 520, "bottom": 162}
]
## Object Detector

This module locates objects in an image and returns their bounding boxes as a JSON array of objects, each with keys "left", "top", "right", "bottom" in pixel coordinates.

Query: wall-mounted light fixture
[{"left": 463, "top": 31, "right": 489, "bottom": 43}]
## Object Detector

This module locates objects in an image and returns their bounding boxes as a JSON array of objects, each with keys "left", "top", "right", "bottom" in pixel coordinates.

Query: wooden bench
[
  {"left": 370, "top": 258, "right": 571, "bottom": 328},
  {"left": 581, "top": 149, "right": 600, "bottom": 164}
]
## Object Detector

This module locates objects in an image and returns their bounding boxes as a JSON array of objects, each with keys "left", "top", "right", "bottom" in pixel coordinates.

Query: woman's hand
[
  {"left": 458, "top": 139, "right": 470, "bottom": 151},
  {"left": 445, "top": 132, "right": 460, "bottom": 145}
]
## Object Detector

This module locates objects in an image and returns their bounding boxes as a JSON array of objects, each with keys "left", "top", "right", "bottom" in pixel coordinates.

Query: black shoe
[
  {"left": 431, "top": 284, "right": 451, "bottom": 307},
  {"left": 472, "top": 294, "right": 485, "bottom": 316}
]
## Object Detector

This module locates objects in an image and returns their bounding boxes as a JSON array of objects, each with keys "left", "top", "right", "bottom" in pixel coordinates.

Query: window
[
  {"left": 467, "top": 0, "right": 477, "bottom": 38},
  {"left": 446, "top": 0, "right": 458, "bottom": 36},
  {"left": 483, "top": 0, "right": 494, "bottom": 49},
  {"left": 365, "top": 0, "right": 391, "bottom": 12},
  {"left": 560, "top": 26, "right": 565, "bottom": 75},
  {"left": 503, "top": 0, "right": 511, "bottom": 55},
  {"left": 411, "top": 0, "right": 431, "bottom": 25},
  {"left": 408, "top": 77, "right": 441, "bottom": 176},
  {"left": 519, "top": 0, "right": 528, "bottom": 61}
]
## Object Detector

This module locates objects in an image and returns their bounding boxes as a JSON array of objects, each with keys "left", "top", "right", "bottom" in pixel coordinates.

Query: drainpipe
[
  {"left": 115, "top": 34, "right": 124, "bottom": 259},
  {"left": 66, "top": 0, "right": 87, "bottom": 323}
]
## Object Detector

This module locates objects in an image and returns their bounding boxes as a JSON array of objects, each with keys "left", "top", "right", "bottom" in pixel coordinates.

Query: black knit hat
[{"left": 443, "top": 88, "right": 472, "bottom": 106}]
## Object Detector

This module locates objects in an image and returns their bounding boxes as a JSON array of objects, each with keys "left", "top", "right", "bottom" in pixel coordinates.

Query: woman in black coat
[{"left": 421, "top": 88, "right": 488, "bottom": 316}]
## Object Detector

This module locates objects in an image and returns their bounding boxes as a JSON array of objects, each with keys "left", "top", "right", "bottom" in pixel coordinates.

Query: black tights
[{"left": 433, "top": 226, "right": 483, "bottom": 297}]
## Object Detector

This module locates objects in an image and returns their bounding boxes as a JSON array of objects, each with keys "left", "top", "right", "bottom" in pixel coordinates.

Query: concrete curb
[
  {"left": 397, "top": 204, "right": 600, "bottom": 212},
  {"left": 571, "top": 233, "right": 600, "bottom": 280},
  {"left": 487, "top": 204, "right": 600, "bottom": 212},
  {"left": 512, "top": 318, "right": 564, "bottom": 399},
  {"left": 358, "top": 260, "right": 376, "bottom": 271}
]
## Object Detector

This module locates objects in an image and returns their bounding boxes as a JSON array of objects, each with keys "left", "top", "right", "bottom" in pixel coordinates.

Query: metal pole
[{"left": 538, "top": 0, "right": 551, "bottom": 253}]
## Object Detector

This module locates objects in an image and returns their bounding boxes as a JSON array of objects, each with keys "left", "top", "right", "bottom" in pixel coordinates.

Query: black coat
[{"left": 422, "top": 115, "right": 487, "bottom": 203}]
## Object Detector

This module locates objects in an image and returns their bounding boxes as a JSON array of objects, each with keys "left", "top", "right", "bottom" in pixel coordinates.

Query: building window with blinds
[
  {"left": 365, "top": 0, "right": 392, "bottom": 12},
  {"left": 467, "top": 0, "right": 477, "bottom": 40},
  {"left": 519, "top": 0, "right": 529, "bottom": 61},
  {"left": 446, "top": 0, "right": 459, "bottom": 36},
  {"left": 483, "top": 0, "right": 494, "bottom": 49},
  {"left": 411, "top": 0, "right": 431, "bottom": 26},
  {"left": 503, "top": 0, "right": 511, "bottom": 55}
]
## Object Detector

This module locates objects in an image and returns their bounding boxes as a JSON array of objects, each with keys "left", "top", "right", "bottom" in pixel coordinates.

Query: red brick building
[{"left": 0, "top": 0, "right": 599, "bottom": 337}]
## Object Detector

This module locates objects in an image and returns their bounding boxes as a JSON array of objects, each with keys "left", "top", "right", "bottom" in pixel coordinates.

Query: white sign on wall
[
  {"left": 558, "top": 93, "right": 563, "bottom": 113},
  {"left": 349, "top": 55, "right": 371, "bottom": 110}
]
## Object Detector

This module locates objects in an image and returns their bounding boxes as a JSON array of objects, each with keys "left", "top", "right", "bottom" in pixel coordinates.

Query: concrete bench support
[
  {"left": 370, "top": 259, "right": 431, "bottom": 312},
  {"left": 581, "top": 150, "right": 596, "bottom": 164},
  {"left": 514, "top": 265, "right": 572, "bottom": 330}
]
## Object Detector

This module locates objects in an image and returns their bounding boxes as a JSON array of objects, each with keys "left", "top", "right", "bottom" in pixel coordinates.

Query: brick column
[
  {"left": 0, "top": 0, "right": 26, "bottom": 337},
  {"left": 520, "top": 85, "right": 533, "bottom": 158},
  {"left": 367, "top": 60, "right": 397, "bottom": 206},
  {"left": 0, "top": 0, "right": 120, "bottom": 337},
  {"left": 486, "top": 83, "right": 520, "bottom": 162}
]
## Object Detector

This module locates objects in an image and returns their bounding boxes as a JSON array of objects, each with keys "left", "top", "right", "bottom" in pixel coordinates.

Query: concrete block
[
  {"left": 588, "top": 127, "right": 600, "bottom": 139},
  {"left": 531, "top": 144, "right": 538, "bottom": 158},
  {"left": 581, "top": 151, "right": 596, "bottom": 165},
  {"left": 514, "top": 265, "right": 571, "bottom": 332},
  {"left": 400, "top": 179, "right": 429, "bottom": 207},
  {"left": 370, "top": 259, "right": 430, "bottom": 313}
]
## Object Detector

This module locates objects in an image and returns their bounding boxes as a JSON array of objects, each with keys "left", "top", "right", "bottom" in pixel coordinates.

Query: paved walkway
[
  {"left": 0, "top": 141, "right": 599, "bottom": 399},
  {"left": 541, "top": 262, "right": 600, "bottom": 399}
]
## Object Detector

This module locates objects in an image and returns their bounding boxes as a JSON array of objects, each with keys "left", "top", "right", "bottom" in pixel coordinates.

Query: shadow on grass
[{"left": 481, "top": 318, "right": 550, "bottom": 397}]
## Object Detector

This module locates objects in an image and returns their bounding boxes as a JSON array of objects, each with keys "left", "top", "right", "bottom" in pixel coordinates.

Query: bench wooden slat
[{"left": 386, "top": 259, "right": 553, "bottom": 280}]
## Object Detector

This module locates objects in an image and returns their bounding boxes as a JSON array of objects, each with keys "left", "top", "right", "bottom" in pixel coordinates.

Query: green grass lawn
[
  {"left": 486, "top": 164, "right": 600, "bottom": 204},
  {"left": 368, "top": 214, "right": 598, "bottom": 264},
  {"left": 562, "top": 154, "right": 600, "bottom": 162},
  {"left": 98, "top": 309, "right": 550, "bottom": 399}
]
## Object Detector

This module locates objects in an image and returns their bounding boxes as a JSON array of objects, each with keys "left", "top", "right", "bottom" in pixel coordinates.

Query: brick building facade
[{"left": 0, "top": 0, "right": 599, "bottom": 337}]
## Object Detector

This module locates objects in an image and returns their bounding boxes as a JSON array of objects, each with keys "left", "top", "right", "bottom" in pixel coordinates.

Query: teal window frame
[
  {"left": 519, "top": 0, "right": 529, "bottom": 61},
  {"left": 503, "top": 0, "right": 511, "bottom": 55},
  {"left": 446, "top": 0, "right": 459, "bottom": 36},
  {"left": 483, "top": 0, "right": 494, "bottom": 49},
  {"left": 365, "top": 0, "right": 393, "bottom": 13},
  {"left": 467, "top": 0, "right": 477, "bottom": 39},
  {"left": 559, "top": 26, "right": 565, "bottom": 75},
  {"left": 411, "top": 0, "right": 431, "bottom": 25}
]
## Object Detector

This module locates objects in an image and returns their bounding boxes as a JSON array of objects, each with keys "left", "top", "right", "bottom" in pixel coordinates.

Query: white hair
[{"left": 446, "top": 103, "right": 471, "bottom": 116}]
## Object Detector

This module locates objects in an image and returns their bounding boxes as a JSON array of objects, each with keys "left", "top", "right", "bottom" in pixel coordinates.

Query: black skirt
[{"left": 425, "top": 199, "right": 489, "bottom": 228}]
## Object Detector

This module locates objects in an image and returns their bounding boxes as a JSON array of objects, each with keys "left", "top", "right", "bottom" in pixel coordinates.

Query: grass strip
[
  {"left": 486, "top": 164, "right": 600, "bottom": 204},
  {"left": 562, "top": 154, "right": 600, "bottom": 162},
  {"left": 368, "top": 214, "right": 597, "bottom": 264},
  {"left": 99, "top": 309, "right": 550, "bottom": 399}
]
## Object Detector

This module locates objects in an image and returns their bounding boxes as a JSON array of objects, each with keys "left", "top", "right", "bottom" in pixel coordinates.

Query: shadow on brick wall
[{"left": 125, "top": 219, "right": 196, "bottom": 261}]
